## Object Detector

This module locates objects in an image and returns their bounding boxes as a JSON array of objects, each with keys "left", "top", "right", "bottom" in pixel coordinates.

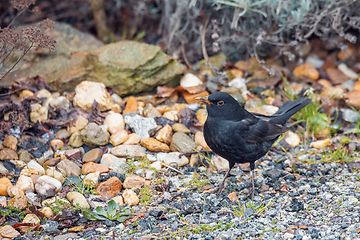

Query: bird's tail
[{"left": 272, "top": 97, "right": 311, "bottom": 125}]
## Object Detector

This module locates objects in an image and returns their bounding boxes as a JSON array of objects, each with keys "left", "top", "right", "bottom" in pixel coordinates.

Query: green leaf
[
  {"left": 82, "top": 209, "right": 107, "bottom": 221},
  {"left": 107, "top": 200, "right": 118, "bottom": 217},
  {"left": 115, "top": 216, "right": 126, "bottom": 222},
  {"left": 95, "top": 206, "right": 108, "bottom": 218}
]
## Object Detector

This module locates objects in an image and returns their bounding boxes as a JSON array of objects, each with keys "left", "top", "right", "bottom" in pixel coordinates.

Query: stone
[
  {"left": 211, "top": 155, "right": 229, "bottom": 171},
  {"left": 96, "top": 176, "right": 122, "bottom": 198},
  {"left": 37, "top": 89, "right": 51, "bottom": 99},
  {"left": 180, "top": 73, "right": 203, "bottom": 88},
  {"left": 326, "top": 68, "right": 348, "bottom": 84},
  {"left": 82, "top": 162, "right": 109, "bottom": 174},
  {"left": 141, "top": 138, "right": 170, "bottom": 152},
  {"left": 50, "top": 138, "right": 64, "bottom": 150},
  {"left": 100, "top": 154, "right": 129, "bottom": 174},
  {"left": 228, "top": 77, "right": 247, "bottom": 91},
  {"left": 344, "top": 90, "right": 360, "bottom": 108},
  {"left": 83, "top": 171, "right": 100, "bottom": 188},
  {"left": 162, "top": 110, "right": 178, "bottom": 121},
  {"left": 284, "top": 131, "right": 301, "bottom": 147},
  {"left": 3, "top": 135, "right": 17, "bottom": 151},
  {"left": 18, "top": 150, "right": 32, "bottom": 163},
  {"left": 341, "top": 108, "right": 360, "bottom": 123},
  {"left": 6, "top": 185, "right": 23, "bottom": 198},
  {"left": 0, "top": 148, "right": 18, "bottom": 160},
  {"left": 163, "top": 152, "right": 189, "bottom": 167},
  {"left": 337, "top": 45, "right": 355, "bottom": 60},
  {"left": 35, "top": 176, "right": 62, "bottom": 196},
  {"left": 196, "top": 109, "right": 207, "bottom": 125},
  {"left": 0, "top": 162, "right": 8, "bottom": 175},
  {"left": 73, "top": 81, "right": 115, "bottom": 111},
  {"left": 41, "top": 207, "right": 55, "bottom": 219},
  {"left": 57, "top": 159, "right": 81, "bottom": 177},
  {"left": 310, "top": 138, "right": 331, "bottom": 149},
  {"left": 124, "top": 115, "right": 157, "bottom": 139},
  {"left": 123, "top": 96, "right": 139, "bottom": 113},
  {"left": 80, "top": 122, "right": 110, "bottom": 147},
  {"left": 23, "top": 214, "right": 40, "bottom": 224},
  {"left": 69, "top": 131, "right": 84, "bottom": 147},
  {"left": 70, "top": 115, "right": 88, "bottom": 134},
  {"left": 65, "top": 148, "right": 83, "bottom": 162},
  {"left": 8, "top": 194, "right": 28, "bottom": 210},
  {"left": 20, "top": 168, "right": 40, "bottom": 176},
  {"left": 44, "top": 94, "right": 70, "bottom": 112},
  {"left": 227, "top": 192, "right": 239, "bottom": 202},
  {"left": 170, "top": 132, "right": 196, "bottom": 153},
  {"left": 123, "top": 133, "right": 141, "bottom": 145},
  {"left": 82, "top": 148, "right": 102, "bottom": 163},
  {"left": 155, "top": 124, "right": 173, "bottom": 144},
  {"left": 112, "top": 195, "right": 124, "bottom": 206},
  {"left": 110, "top": 129, "right": 129, "bottom": 146},
  {"left": 354, "top": 81, "right": 360, "bottom": 91},
  {"left": 15, "top": 175, "right": 34, "bottom": 193},
  {"left": 110, "top": 145, "right": 146, "bottom": 159},
  {"left": 172, "top": 123, "right": 191, "bottom": 133},
  {"left": 66, "top": 192, "right": 90, "bottom": 209},
  {"left": 144, "top": 103, "right": 161, "bottom": 118},
  {"left": 30, "top": 103, "right": 48, "bottom": 123},
  {"left": 0, "top": 177, "right": 12, "bottom": 196},
  {"left": 123, "top": 175, "right": 145, "bottom": 189},
  {"left": 321, "top": 86, "right": 345, "bottom": 99},
  {"left": 194, "top": 132, "right": 210, "bottom": 150},
  {"left": 46, "top": 167, "right": 66, "bottom": 183},
  {"left": 183, "top": 91, "right": 210, "bottom": 104},
  {"left": 338, "top": 63, "right": 358, "bottom": 79},
  {"left": 27, "top": 160, "right": 45, "bottom": 174},
  {"left": 123, "top": 189, "right": 139, "bottom": 206},
  {"left": 189, "top": 154, "right": 202, "bottom": 167},
  {"left": 0, "top": 225, "right": 20, "bottom": 238},
  {"left": 150, "top": 161, "right": 162, "bottom": 171},
  {"left": 318, "top": 79, "right": 333, "bottom": 89},
  {"left": 104, "top": 112, "right": 125, "bottom": 134},
  {"left": 293, "top": 63, "right": 319, "bottom": 80}
]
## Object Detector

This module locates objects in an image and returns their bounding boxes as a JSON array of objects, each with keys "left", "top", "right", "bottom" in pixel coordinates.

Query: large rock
[{"left": 3, "top": 22, "right": 184, "bottom": 96}]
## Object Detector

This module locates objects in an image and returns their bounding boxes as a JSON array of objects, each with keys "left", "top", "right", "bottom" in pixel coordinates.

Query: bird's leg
[
  {"left": 244, "top": 162, "right": 255, "bottom": 200},
  {"left": 214, "top": 162, "right": 235, "bottom": 196}
]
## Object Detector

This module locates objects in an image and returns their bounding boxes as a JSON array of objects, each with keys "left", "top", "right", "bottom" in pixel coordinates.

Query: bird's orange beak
[{"left": 196, "top": 96, "right": 212, "bottom": 105}]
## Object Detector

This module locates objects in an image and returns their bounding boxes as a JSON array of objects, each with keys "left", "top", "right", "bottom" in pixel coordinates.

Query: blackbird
[{"left": 197, "top": 92, "right": 311, "bottom": 199}]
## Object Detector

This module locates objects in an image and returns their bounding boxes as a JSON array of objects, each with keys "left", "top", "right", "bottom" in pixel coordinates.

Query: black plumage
[{"left": 198, "top": 92, "right": 311, "bottom": 199}]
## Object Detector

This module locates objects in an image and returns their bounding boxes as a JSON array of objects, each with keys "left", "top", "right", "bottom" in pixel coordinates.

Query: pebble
[
  {"left": 326, "top": 68, "right": 347, "bottom": 84},
  {"left": 172, "top": 123, "right": 191, "bottom": 133},
  {"left": 0, "top": 148, "right": 18, "bottom": 160},
  {"left": 104, "top": 112, "right": 125, "bottom": 134},
  {"left": 183, "top": 91, "right": 209, "bottom": 104},
  {"left": 110, "top": 128, "right": 129, "bottom": 146},
  {"left": 143, "top": 103, "right": 161, "bottom": 118},
  {"left": 194, "top": 132, "right": 210, "bottom": 150},
  {"left": 123, "top": 175, "right": 146, "bottom": 189},
  {"left": 123, "top": 96, "right": 139, "bottom": 113},
  {"left": 228, "top": 77, "right": 247, "bottom": 90},
  {"left": 163, "top": 110, "right": 179, "bottom": 121},
  {"left": 41, "top": 207, "right": 55, "bottom": 219},
  {"left": 50, "top": 138, "right": 64, "bottom": 150},
  {"left": 310, "top": 138, "right": 331, "bottom": 149},
  {"left": 69, "top": 131, "right": 84, "bottom": 147},
  {"left": 163, "top": 152, "right": 189, "bottom": 167},
  {"left": 73, "top": 81, "right": 115, "bottom": 111},
  {"left": 37, "top": 89, "right": 51, "bottom": 99},
  {"left": 82, "top": 162, "right": 109, "bottom": 174},
  {"left": 196, "top": 109, "right": 207, "bottom": 125},
  {"left": 180, "top": 73, "right": 203, "bottom": 88},
  {"left": 123, "top": 133, "right": 141, "bottom": 145},
  {"left": 211, "top": 155, "right": 229, "bottom": 171},
  {"left": 82, "top": 148, "right": 102, "bottom": 163},
  {"left": 124, "top": 115, "right": 157, "bottom": 139},
  {"left": 83, "top": 171, "right": 100, "bottom": 188},
  {"left": 344, "top": 90, "right": 360, "bottom": 108},
  {"left": 70, "top": 115, "right": 88, "bottom": 134},
  {"left": 112, "top": 195, "right": 125, "bottom": 206},
  {"left": 35, "top": 176, "right": 62, "bottom": 196},
  {"left": 80, "top": 122, "right": 110, "bottom": 147},
  {"left": 284, "top": 131, "right": 300, "bottom": 147},
  {"left": 170, "top": 132, "right": 196, "bottom": 153},
  {"left": 27, "top": 160, "right": 45, "bottom": 174},
  {"left": 341, "top": 108, "right": 360, "bottom": 122},
  {"left": 23, "top": 213, "right": 40, "bottom": 224},
  {"left": 2, "top": 135, "right": 17, "bottom": 151},
  {"left": 338, "top": 63, "right": 358, "bottom": 79},
  {"left": 155, "top": 124, "right": 173, "bottom": 144},
  {"left": 96, "top": 176, "right": 122, "bottom": 198},
  {"left": 46, "top": 167, "right": 66, "bottom": 183},
  {"left": 110, "top": 145, "right": 146, "bottom": 159},
  {"left": 141, "top": 138, "right": 170, "bottom": 152},
  {"left": 0, "top": 225, "right": 20, "bottom": 238},
  {"left": 57, "top": 159, "right": 81, "bottom": 177},
  {"left": 8, "top": 194, "right": 28, "bottom": 210},
  {"left": 15, "top": 175, "right": 34, "bottom": 193},
  {"left": 123, "top": 189, "right": 139, "bottom": 206},
  {"left": 293, "top": 63, "right": 319, "bottom": 80},
  {"left": 66, "top": 191, "right": 90, "bottom": 209},
  {"left": 30, "top": 103, "right": 48, "bottom": 123},
  {"left": 101, "top": 154, "right": 128, "bottom": 174},
  {"left": 150, "top": 161, "right": 162, "bottom": 171},
  {"left": 0, "top": 177, "right": 12, "bottom": 196}
]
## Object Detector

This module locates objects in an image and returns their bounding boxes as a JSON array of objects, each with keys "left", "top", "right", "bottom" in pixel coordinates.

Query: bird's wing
[{"left": 240, "top": 117, "right": 289, "bottom": 143}]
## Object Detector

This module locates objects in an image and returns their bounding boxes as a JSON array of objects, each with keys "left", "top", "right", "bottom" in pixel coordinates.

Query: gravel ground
[{"left": 26, "top": 143, "right": 360, "bottom": 240}]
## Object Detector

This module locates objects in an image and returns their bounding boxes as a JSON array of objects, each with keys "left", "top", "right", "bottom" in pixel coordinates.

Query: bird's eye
[{"left": 217, "top": 100, "right": 224, "bottom": 106}]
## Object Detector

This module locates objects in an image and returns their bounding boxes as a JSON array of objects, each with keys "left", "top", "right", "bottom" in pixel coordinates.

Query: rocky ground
[{"left": 1, "top": 26, "right": 360, "bottom": 239}]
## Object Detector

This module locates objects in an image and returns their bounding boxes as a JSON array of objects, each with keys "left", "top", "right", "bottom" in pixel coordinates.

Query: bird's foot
[{"left": 213, "top": 183, "right": 225, "bottom": 196}]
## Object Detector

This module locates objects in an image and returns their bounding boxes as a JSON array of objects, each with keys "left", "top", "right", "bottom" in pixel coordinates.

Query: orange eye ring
[{"left": 217, "top": 100, "right": 224, "bottom": 106}]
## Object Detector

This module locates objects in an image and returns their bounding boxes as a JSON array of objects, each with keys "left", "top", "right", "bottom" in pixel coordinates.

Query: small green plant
[
  {"left": 65, "top": 177, "right": 97, "bottom": 195},
  {"left": 82, "top": 200, "right": 131, "bottom": 222},
  {"left": 44, "top": 198, "right": 74, "bottom": 215},
  {"left": 0, "top": 206, "right": 23, "bottom": 219},
  {"left": 232, "top": 200, "right": 273, "bottom": 217},
  {"left": 186, "top": 172, "right": 210, "bottom": 189},
  {"left": 139, "top": 185, "right": 153, "bottom": 205},
  {"left": 320, "top": 145, "right": 357, "bottom": 163}
]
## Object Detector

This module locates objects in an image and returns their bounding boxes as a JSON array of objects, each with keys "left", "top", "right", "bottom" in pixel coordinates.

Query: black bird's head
[{"left": 197, "top": 92, "right": 248, "bottom": 120}]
